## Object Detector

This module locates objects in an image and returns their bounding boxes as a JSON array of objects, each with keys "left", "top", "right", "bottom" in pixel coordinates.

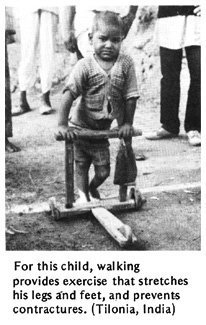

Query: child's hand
[
  {"left": 118, "top": 124, "right": 133, "bottom": 139},
  {"left": 55, "top": 126, "right": 78, "bottom": 141},
  {"left": 55, "top": 125, "right": 68, "bottom": 140}
]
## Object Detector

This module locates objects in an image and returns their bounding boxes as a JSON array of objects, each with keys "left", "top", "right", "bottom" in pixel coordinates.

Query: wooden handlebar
[{"left": 55, "top": 127, "right": 142, "bottom": 141}]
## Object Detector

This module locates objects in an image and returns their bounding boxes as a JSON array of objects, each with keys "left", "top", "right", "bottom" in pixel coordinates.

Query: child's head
[{"left": 90, "top": 11, "right": 123, "bottom": 62}]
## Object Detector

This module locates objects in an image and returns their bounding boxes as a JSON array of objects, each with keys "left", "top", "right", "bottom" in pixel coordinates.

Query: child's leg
[
  {"left": 89, "top": 142, "right": 110, "bottom": 199},
  {"left": 75, "top": 161, "right": 91, "bottom": 202},
  {"left": 89, "top": 164, "right": 110, "bottom": 199},
  {"left": 74, "top": 142, "right": 92, "bottom": 203}
]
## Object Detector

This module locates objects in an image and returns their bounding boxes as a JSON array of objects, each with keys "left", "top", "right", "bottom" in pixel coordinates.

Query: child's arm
[
  {"left": 118, "top": 98, "right": 137, "bottom": 139},
  {"left": 56, "top": 90, "right": 76, "bottom": 140}
]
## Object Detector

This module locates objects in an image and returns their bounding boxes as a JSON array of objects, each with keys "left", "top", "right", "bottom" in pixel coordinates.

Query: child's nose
[{"left": 105, "top": 40, "right": 112, "bottom": 48}]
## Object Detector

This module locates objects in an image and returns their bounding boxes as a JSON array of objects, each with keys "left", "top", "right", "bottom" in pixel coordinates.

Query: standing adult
[
  {"left": 15, "top": 7, "right": 74, "bottom": 115},
  {"left": 146, "top": 6, "right": 201, "bottom": 146}
]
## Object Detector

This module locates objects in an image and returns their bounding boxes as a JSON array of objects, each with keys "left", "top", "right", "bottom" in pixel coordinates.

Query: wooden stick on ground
[{"left": 92, "top": 207, "right": 137, "bottom": 248}]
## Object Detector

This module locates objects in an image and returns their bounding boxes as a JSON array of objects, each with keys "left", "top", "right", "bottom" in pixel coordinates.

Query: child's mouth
[{"left": 102, "top": 51, "right": 113, "bottom": 56}]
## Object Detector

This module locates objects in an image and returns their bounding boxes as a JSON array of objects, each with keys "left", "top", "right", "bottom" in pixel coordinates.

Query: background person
[
  {"left": 14, "top": 7, "right": 74, "bottom": 115},
  {"left": 5, "top": 29, "right": 20, "bottom": 152},
  {"left": 145, "top": 5, "right": 201, "bottom": 146}
]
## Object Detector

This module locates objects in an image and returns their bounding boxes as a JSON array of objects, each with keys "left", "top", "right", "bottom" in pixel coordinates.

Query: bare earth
[{"left": 5, "top": 26, "right": 201, "bottom": 251}]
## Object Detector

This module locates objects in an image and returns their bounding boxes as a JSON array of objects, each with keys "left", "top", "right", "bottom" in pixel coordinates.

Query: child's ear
[{"left": 88, "top": 32, "right": 93, "bottom": 45}]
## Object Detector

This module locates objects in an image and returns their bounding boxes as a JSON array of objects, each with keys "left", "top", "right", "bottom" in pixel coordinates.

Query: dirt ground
[{"left": 5, "top": 20, "right": 201, "bottom": 251}]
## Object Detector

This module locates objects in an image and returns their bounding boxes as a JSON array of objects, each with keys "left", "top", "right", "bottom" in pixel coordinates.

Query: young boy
[{"left": 57, "top": 11, "right": 139, "bottom": 203}]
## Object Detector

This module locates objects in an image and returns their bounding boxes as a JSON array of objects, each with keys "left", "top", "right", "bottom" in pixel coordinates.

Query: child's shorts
[{"left": 74, "top": 139, "right": 110, "bottom": 166}]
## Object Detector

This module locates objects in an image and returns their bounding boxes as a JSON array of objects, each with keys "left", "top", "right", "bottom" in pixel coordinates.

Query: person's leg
[
  {"left": 89, "top": 165, "right": 110, "bottom": 199},
  {"left": 17, "top": 12, "right": 40, "bottom": 114},
  {"left": 39, "top": 11, "right": 57, "bottom": 114},
  {"left": 184, "top": 46, "right": 201, "bottom": 146},
  {"left": 5, "top": 41, "right": 20, "bottom": 152},
  {"left": 160, "top": 46, "right": 182, "bottom": 134},
  {"left": 185, "top": 46, "right": 201, "bottom": 133},
  {"left": 75, "top": 161, "right": 91, "bottom": 202},
  {"left": 89, "top": 144, "right": 110, "bottom": 199},
  {"left": 145, "top": 47, "right": 182, "bottom": 140},
  {"left": 74, "top": 142, "right": 92, "bottom": 202}
]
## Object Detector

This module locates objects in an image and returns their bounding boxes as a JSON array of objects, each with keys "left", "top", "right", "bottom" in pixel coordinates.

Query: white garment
[
  {"left": 74, "top": 6, "right": 129, "bottom": 57},
  {"left": 18, "top": 10, "right": 57, "bottom": 93},
  {"left": 17, "top": 7, "right": 70, "bottom": 93},
  {"left": 156, "top": 15, "right": 200, "bottom": 49}
]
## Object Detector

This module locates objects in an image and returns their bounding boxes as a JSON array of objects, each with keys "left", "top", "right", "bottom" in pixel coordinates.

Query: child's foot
[
  {"left": 74, "top": 190, "right": 90, "bottom": 206},
  {"left": 89, "top": 185, "right": 101, "bottom": 200},
  {"left": 74, "top": 197, "right": 89, "bottom": 206}
]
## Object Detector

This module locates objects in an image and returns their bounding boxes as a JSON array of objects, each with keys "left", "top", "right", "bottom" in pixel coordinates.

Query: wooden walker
[{"left": 49, "top": 127, "right": 146, "bottom": 247}]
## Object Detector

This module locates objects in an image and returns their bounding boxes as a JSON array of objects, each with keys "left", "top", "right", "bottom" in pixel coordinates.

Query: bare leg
[
  {"left": 89, "top": 164, "right": 110, "bottom": 199},
  {"left": 75, "top": 161, "right": 91, "bottom": 203},
  {"left": 5, "top": 138, "right": 20, "bottom": 153}
]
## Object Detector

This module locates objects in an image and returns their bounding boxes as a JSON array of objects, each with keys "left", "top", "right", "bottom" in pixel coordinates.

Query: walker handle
[{"left": 55, "top": 127, "right": 142, "bottom": 141}]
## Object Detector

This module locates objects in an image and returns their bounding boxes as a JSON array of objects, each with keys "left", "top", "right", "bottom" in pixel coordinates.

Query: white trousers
[{"left": 18, "top": 10, "right": 57, "bottom": 93}]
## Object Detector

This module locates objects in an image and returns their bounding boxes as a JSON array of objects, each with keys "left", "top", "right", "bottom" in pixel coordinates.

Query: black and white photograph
[
  {"left": 1, "top": 0, "right": 205, "bottom": 324},
  {"left": 4, "top": 2, "right": 201, "bottom": 251}
]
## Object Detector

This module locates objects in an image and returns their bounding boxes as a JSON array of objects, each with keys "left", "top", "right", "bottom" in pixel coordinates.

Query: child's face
[{"left": 91, "top": 22, "right": 122, "bottom": 61}]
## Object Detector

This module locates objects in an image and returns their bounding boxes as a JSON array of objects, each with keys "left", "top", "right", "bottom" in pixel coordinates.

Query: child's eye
[
  {"left": 112, "top": 37, "right": 122, "bottom": 43},
  {"left": 99, "top": 36, "right": 107, "bottom": 42}
]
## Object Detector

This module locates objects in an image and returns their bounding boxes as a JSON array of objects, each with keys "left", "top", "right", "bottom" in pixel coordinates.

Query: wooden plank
[{"left": 92, "top": 207, "right": 137, "bottom": 248}]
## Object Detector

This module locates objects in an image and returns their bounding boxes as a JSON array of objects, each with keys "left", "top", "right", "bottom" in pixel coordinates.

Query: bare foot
[
  {"left": 39, "top": 104, "right": 53, "bottom": 115},
  {"left": 12, "top": 104, "right": 31, "bottom": 116},
  {"left": 74, "top": 190, "right": 90, "bottom": 206},
  {"left": 89, "top": 185, "right": 101, "bottom": 200},
  {"left": 5, "top": 138, "right": 20, "bottom": 153},
  {"left": 74, "top": 197, "right": 90, "bottom": 206}
]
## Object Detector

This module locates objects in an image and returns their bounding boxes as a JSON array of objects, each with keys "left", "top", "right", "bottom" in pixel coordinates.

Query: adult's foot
[
  {"left": 12, "top": 104, "right": 31, "bottom": 116},
  {"left": 187, "top": 130, "right": 201, "bottom": 146},
  {"left": 39, "top": 104, "right": 53, "bottom": 115},
  {"left": 13, "top": 90, "right": 31, "bottom": 116},
  {"left": 5, "top": 138, "right": 20, "bottom": 153},
  {"left": 145, "top": 127, "right": 178, "bottom": 140},
  {"left": 40, "top": 91, "right": 53, "bottom": 115}
]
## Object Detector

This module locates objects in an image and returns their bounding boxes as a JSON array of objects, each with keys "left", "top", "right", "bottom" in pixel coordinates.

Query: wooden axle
[
  {"left": 50, "top": 197, "right": 137, "bottom": 220},
  {"left": 49, "top": 190, "right": 145, "bottom": 221}
]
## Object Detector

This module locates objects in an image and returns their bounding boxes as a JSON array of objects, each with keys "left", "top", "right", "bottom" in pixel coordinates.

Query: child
[{"left": 57, "top": 11, "right": 139, "bottom": 203}]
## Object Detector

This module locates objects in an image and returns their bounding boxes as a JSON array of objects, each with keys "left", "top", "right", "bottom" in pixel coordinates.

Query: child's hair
[{"left": 91, "top": 10, "right": 123, "bottom": 35}]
